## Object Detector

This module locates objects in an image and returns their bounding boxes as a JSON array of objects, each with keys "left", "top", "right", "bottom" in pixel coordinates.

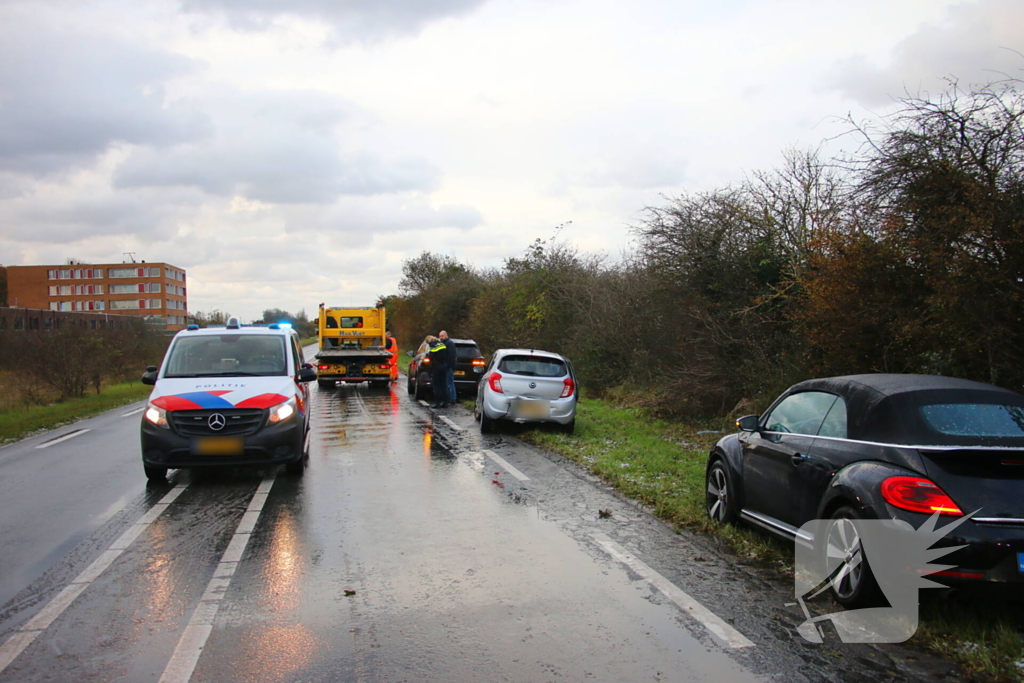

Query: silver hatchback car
[{"left": 474, "top": 348, "right": 577, "bottom": 434}]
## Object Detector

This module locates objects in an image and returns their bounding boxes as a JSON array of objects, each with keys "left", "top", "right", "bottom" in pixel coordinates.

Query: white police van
[{"left": 140, "top": 317, "right": 317, "bottom": 481}]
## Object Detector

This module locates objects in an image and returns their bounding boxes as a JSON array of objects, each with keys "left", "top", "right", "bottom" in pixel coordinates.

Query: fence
[{"left": 0, "top": 307, "right": 144, "bottom": 333}]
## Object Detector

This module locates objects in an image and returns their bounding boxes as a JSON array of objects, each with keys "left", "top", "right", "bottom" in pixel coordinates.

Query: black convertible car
[{"left": 706, "top": 374, "right": 1024, "bottom": 606}]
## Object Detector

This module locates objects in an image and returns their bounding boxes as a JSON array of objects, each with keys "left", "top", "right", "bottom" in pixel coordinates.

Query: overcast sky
[{"left": 1, "top": 0, "right": 1021, "bottom": 320}]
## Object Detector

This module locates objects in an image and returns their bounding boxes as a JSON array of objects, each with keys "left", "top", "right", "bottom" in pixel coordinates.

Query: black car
[
  {"left": 706, "top": 374, "right": 1024, "bottom": 606},
  {"left": 407, "top": 338, "right": 485, "bottom": 400}
]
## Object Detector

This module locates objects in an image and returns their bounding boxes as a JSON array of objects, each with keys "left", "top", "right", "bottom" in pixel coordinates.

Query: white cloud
[
  {"left": 2, "top": 0, "right": 1018, "bottom": 320},
  {"left": 827, "top": 0, "right": 1024, "bottom": 105},
  {"left": 178, "top": 0, "right": 490, "bottom": 43},
  {"left": 0, "top": 11, "right": 208, "bottom": 175}
]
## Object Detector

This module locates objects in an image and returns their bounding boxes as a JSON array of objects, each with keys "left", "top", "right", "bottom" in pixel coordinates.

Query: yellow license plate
[
  {"left": 516, "top": 401, "right": 550, "bottom": 418},
  {"left": 454, "top": 371, "right": 466, "bottom": 376},
  {"left": 192, "top": 436, "right": 244, "bottom": 456}
]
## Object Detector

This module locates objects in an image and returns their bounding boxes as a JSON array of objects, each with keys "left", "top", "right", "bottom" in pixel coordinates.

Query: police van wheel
[{"left": 144, "top": 464, "right": 167, "bottom": 482}]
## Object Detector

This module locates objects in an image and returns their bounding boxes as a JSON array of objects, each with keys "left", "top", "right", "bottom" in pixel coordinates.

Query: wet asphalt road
[{"left": 0, "top": 351, "right": 960, "bottom": 682}]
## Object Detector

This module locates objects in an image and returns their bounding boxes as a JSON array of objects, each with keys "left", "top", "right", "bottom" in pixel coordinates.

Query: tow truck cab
[{"left": 315, "top": 302, "right": 393, "bottom": 387}]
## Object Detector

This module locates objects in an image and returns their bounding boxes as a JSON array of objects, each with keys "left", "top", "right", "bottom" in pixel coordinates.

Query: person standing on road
[
  {"left": 428, "top": 335, "right": 449, "bottom": 408},
  {"left": 439, "top": 330, "right": 457, "bottom": 406},
  {"left": 385, "top": 329, "right": 399, "bottom": 381}
]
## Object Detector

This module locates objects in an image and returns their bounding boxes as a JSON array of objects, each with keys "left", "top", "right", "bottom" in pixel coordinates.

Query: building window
[
  {"left": 49, "top": 302, "right": 58, "bottom": 310},
  {"left": 48, "top": 285, "right": 58, "bottom": 296}
]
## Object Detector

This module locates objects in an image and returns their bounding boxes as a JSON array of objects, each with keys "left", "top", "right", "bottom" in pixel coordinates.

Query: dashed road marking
[
  {"left": 592, "top": 532, "right": 755, "bottom": 649},
  {"left": 418, "top": 400, "right": 431, "bottom": 408},
  {"left": 122, "top": 407, "right": 145, "bottom": 417},
  {"left": 482, "top": 450, "right": 530, "bottom": 482},
  {"left": 35, "top": 428, "right": 91, "bottom": 449},
  {"left": 159, "top": 473, "right": 277, "bottom": 683},
  {"left": 0, "top": 483, "right": 189, "bottom": 674},
  {"left": 439, "top": 415, "right": 463, "bottom": 431}
]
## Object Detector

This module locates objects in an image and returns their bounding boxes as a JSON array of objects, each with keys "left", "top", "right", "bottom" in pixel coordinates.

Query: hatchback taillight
[
  {"left": 488, "top": 372, "right": 503, "bottom": 393},
  {"left": 880, "top": 476, "right": 962, "bottom": 516},
  {"left": 560, "top": 377, "right": 575, "bottom": 398}
]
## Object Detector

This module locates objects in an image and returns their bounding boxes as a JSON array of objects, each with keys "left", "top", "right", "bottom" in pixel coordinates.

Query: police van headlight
[
  {"left": 268, "top": 397, "right": 297, "bottom": 424},
  {"left": 144, "top": 404, "right": 169, "bottom": 429}
]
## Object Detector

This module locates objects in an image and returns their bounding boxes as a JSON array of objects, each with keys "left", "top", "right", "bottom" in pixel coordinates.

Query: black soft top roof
[{"left": 784, "top": 374, "right": 1024, "bottom": 446}]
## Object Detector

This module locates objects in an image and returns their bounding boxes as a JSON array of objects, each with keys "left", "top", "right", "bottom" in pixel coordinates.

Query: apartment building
[{"left": 7, "top": 261, "right": 188, "bottom": 331}]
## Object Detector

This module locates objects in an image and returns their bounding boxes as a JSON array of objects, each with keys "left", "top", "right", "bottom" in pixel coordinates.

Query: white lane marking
[
  {"left": 592, "top": 533, "right": 755, "bottom": 649},
  {"left": 418, "top": 400, "right": 430, "bottom": 408},
  {"left": 35, "top": 429, "right": 91, "bottom": 449},
  {"left": 482, "top": 450, "right": 530, "bottom": 482},
  {"left": 0, "top": 483, "right": 188, "bottom": 674},
  {"left": 159, "top": 472, "right": 277, "bottom": 683},
  {"left": 122, "top": 407, "right": 146, "bottom": 417},
  {"left": 439, "top": 415, "right": 463, "bottom": 432}
]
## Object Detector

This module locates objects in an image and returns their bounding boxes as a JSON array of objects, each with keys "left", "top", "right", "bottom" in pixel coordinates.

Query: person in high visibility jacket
[
  {"left": 385, "top": 330, "right": 399, "bottom": 381},
  {"left": 427, "top": 336, "right": 450, "bottom": 407}
]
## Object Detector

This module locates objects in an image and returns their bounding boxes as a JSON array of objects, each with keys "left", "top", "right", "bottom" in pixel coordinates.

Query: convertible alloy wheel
[
  {"left": 824, "top": 506, "right": 883, "bottom": 608},
  {"left": 705, "top": 460, "right": 737, "bottom": 524}
]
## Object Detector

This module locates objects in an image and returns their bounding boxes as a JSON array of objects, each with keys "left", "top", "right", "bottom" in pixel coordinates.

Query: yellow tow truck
[{"left": 315, "top": 302, "right": 393, "bottom": 388}]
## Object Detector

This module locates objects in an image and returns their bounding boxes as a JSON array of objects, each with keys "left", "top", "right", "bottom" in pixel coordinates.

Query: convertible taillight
[
  {"left": 472, "top": 359, "right": 486, "bottom": 366},
  {"left": 560, "top": 377, "right": 575, "bottom": 398},
  {"left": 880, "top": 476, "right": 963, "bottom": 516},
  {"left": 488, "top": 372, "right": 503, "bottom": 393}
]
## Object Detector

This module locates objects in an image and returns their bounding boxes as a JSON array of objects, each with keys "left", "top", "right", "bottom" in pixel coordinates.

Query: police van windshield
[{"left": 164, "top": 335, "right": 288, "bottom": 378}]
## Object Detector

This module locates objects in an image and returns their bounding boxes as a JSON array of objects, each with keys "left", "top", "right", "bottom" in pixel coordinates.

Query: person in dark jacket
[
  {"left": 427, "top": 336, "right": 449, "bottom": 408},
  {"left": 439, "top": 330, "right": 457, "bottom": 406}
]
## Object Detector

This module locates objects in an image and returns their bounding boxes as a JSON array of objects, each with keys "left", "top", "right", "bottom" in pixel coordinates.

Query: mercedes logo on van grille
[{"left": 208, "top": 413, "right": 226, "bottom": 431}]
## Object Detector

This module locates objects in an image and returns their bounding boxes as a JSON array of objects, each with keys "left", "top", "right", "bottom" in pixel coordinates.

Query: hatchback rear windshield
[
  {"left": 498, "top": 355, "right": 566, "bottom": 377},
  {"left": 456, "top": 344, "right": 483, "bottom": 359},
  {"left": 919, "top": 403, "right": 1024, "bottom": 438},
  {"left": 165, "top": 334, "right": 288, "bottom": 377}
]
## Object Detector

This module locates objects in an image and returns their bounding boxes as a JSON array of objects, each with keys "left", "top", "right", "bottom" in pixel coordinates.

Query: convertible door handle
[{"left": 791, "top": 453, "right": 807, "bottom": 465}]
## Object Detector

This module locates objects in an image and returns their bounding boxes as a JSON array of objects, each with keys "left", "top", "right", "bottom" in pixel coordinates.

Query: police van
[{"left": 140, "top": 317, "right": 317, "bottom": 481}]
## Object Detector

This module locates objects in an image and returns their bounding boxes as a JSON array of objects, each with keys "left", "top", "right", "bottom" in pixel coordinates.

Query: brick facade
[{"left": 7, "top": 262, "right": 188, "bottom": 331}]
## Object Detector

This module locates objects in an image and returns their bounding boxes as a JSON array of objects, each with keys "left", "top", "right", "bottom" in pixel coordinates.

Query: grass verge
[
  {"left": 521, "top": 395, "right": 1024, "bottom": 681},
  {"left": 0, "top": 382, "right": 153, "bottom": 445}
]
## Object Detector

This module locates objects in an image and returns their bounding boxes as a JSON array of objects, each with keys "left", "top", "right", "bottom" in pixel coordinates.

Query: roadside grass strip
[
  {"left": 0, "top": 483, "right": 189, "bottom": 674},
  {"left": 159, "top": 474, "right": 277, "bottom": 683},
  {"left": 593, "top": 532, "right": 755, "bottom": 649},
  {"left": 0, "top": 381, "right": 153, "bottom": 446},
  {"left": 524, "top": 397, "right": 1024, "bottom": 682}
]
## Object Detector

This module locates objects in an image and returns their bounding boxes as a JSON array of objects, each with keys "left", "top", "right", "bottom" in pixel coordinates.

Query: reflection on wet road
[{"left": 0, "top": 381, "right": 763, "bottom": 682}]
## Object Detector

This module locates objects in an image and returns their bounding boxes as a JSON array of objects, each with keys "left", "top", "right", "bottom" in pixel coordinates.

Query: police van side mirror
[
  {"left": 406, "top": 350, "right": 414, "bottom": 357},
  {"left": 298, "top": 366, "right": 318, "bottom": 382},
  {"left": 142, "top": 366, "right": 158, "bottom": 385}
]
